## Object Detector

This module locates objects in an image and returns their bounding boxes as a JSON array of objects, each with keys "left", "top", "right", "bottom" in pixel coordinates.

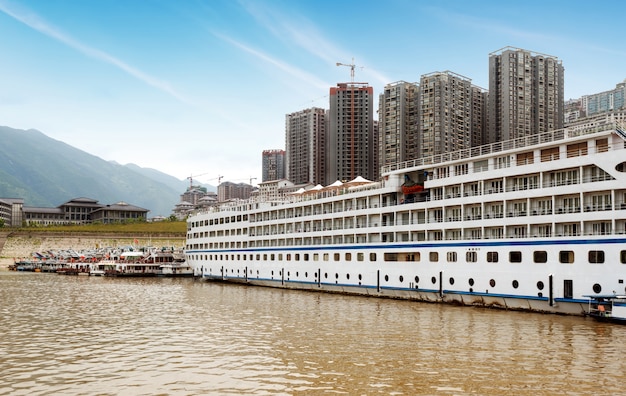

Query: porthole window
[
  {"left": 324, "top": 273, "right": 328, "bottom": 279},
  {"left": 469, "top": 278, "right": 475, "bottom": 286},
  {"left": 512, "top": 280, "right": 519, "bottom": 289},
  {"left": 449, "top": 277, "right": 455, "bottom": 285},
  {"left": 593, "top": 283, "right": 602, "bottom": 294},
  {"left": 559, "top": 250, "right": 574, "bottom": 264},
  {"left": 358, "top": 274, "right": 362, "bottom": 280},
  {"left": 384, "top": 275, "right": 389, "bottom": 282},
  {"left": 431, "top": 276, "right": 437, "bottom": 284},
  {"left": 399, "top": 275, "right": 404, "bottom": 283},
  {"left": 489, "top": 279, "right": 496, "bottom": 287},
  {"left": 589, "top": 250, "right": 605, "bottom": 264},
  {"left": 335, "top": 273, "right": 339, "bottom": 279},
  {"left": 305, "top": 272, "right": 308, "bottom": 278},
  {"left": 537, "top": 281, "right": 544, "bottom": 290},
  {"left": 346, "top": 274, "right": 350, "bottom": 280},
  {"left": 509, "top": 251, "right": 522, "bottom": 263},
  {"left": 271, "top": 270, "right": 274, "bottom": 276},
  {"left": 414, "top": 276, "right": 419, "bottom": 284},
  {"left": 533, "top": 251, "right": 547, "bottom": 263}
]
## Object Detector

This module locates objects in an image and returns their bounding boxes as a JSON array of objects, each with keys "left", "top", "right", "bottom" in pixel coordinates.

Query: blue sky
[{"left": 1, "top": 0, "right": 625, "bottom": 186}]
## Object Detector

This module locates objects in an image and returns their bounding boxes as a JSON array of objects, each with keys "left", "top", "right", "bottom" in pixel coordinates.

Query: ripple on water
[{"left": 1, "top": 273, "right": 626, "bottom": 395}]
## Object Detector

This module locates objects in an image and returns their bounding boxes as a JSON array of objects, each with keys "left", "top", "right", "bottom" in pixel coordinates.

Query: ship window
[
  {"left": 622, "top": 251, "right": 626, "bottom": 264},
  {"left": 588, "top": 250, "right": 605, "bottom": 263},
  {"left": 295, "top": 254, "right": 300, "bottom": 261},
  {"left": 249, "top": 254, "right": 253, "bottom": 261},
  {"left": 533, "top": 251, "right": 547, "bottom": 263},
  {"left": 429, "top": 252, "right": 439, "bottom": 262},
  {"left": 447, "top": 252, "right": 457, "bottom": 262},
  {"left": 399, "top": 275, "right": 404, "bottom": 283},
  {"left": 537, "top": 281, "right": 544, "bottom": 290},
  {"left": 509, "top": 251, "right": 522, "bottom": 263},
  {"left": 305, "top": 272, "right": 308, "bottom": 278},
  {"left": 313, "top": 253, "right": 319, "bottom": 261},
  {"left": 384, "top": 253, "right": 398, "bottom": 261},
  {"left": 512, "top": 280, "right": 519, "bottom": 289},
  {"left": 431, "top": 276, "right": 437, "bottom": 284},
  {"left": 487, "top": 252, "right": 499, "bottom": 263},
  {"left": 384, "top": 275, "right": 389, "bottom": 282},
  {"left": 346, "top": 274, "right": 350, "bottom": 280},
  {"left": 345, "top": 253, "right": 352, "bottom": 261},
  {"left": 256, "top": 254, "right": 260, "bottom": 261},
  {"left": 304, "top": 254, "right": 309, "bottom": 261},
  {"left": 616, "top": 161, "right": 626, "bottom": 172},
  {"left": 466, "top": 251, "right": 477, "bottom": 263},
  {"left": 469, "top": 278, "right": 474, "bottom": 286},
  {"left": 357, "top": 253, "right": 364, "bottom": 261},
  {"left": 415, "top": 276, "right": 419, "bottom": 284},
  {"left": 324, "top": 253, "right": 330, "bottom": 261},
  {"left": 593, "top": 283, "right": 602, "bottom": 293},
  {"left": 334, "top": 253, "right": 340, "bottom": 261},
  {"left": 324, "top": 273, "right": 328, "bottom": 279},
  {"left": 370, "top": 253, "right": 377, "bottom": 261},
  {"left": 449, "top": 277, "right": 455, "bottom": 285},
  {"left": 286, "top": 254, "right": 291, "bottom": 261},
  {"left": 270, "top": 254, "right": 275, "bottom": 260},
  {"left": 335, "top": 273, "right": 339, "bottom": 279},
  {"left": 359, "top": 274, "right": 363, "bottom": 280},
  {"left": 559, "top": 250, "right": 574, "bottom": 264},
  {"left": 278, "top": 254, "right": 283, "bottom": 260},
  {"left": 489, "top": 279, "right": 496, "bottom": 287}
]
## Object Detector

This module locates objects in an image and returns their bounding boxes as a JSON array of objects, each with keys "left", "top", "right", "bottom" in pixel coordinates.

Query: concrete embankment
[{"left": 0, "top": 231, "right": 185, "bottom": 268}]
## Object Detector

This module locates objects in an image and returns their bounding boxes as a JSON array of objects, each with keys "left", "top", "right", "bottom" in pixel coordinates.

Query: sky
[{"left": 1, "top": 0, "right": 625, "bottom": 187}]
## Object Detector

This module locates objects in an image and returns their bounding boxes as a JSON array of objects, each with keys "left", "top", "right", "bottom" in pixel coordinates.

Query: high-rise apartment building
[
  {"left": 378, "top": 81, "right": 419, "bottom": 167},
  {"left": 261, "top": 149, "right": 285, "bottom": 182},
  {"left": 217, "top": 182, "right": 254, "bottom": 202},
  {"left": 419, "top": 71, "right": 472, "bottom": 157},
  {"left": 285, "top": 108, "right": 327, "bottom": 185},
  {"left": 488, "top": 47, "right": 564, "bottom": 142},
  {"left": 581, "top": 80, "right": 625, "bottom": 116},
  {"left": 327, "top": 83, "right": 375, "bottom": 182},
  {"left": 471, "top": 85, "right": 488, "bottom": 147}
]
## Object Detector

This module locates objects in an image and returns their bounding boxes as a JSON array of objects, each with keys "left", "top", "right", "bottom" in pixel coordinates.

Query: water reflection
[{"left": 1, "top": 272, "right": 625, "bottom": 395}]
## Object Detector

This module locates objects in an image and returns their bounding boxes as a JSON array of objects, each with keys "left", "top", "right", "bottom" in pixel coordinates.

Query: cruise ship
[{"left": 186, "top": 117, "right": 626, "bottom": 316}]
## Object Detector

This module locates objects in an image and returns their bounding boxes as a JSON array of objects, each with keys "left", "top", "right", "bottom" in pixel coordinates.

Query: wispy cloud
[
  {"left": 214, "top": 32, "right": 331, "bottom": 91},
  {"left": 0, "top": 0, "right": 194, "bottom": 105},
  {"left": 238, "top": 1, "right": 392, "bottom": 86}
]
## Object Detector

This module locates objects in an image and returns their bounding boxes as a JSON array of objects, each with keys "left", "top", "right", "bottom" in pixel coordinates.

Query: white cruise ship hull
[{"left": 186, "top": 120, "right": 626, "bottom": 316}]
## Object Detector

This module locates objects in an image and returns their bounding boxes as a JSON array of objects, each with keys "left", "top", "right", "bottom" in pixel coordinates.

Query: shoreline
[{"left": 0, "top": 232, "right": 185, "bottom": 270}]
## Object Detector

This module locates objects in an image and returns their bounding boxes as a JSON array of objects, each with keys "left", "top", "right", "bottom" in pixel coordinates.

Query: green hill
[{"left": 0, "top": 126, "right": 192, "bottom": 217}]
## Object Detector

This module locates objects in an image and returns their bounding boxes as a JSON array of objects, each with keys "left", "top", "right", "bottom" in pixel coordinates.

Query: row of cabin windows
[
  {"left": 385, "top": 250, "right": 619, "bottom": 264},
  {"left": 193, "top": 250, "right": 626, "bottom": 265}
]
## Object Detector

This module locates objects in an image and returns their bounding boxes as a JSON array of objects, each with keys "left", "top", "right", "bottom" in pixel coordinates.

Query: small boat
[{"left": 584, "top": 295, "right": 626, "bottom": 324}]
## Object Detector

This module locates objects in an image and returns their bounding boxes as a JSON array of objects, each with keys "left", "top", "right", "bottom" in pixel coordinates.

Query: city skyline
[{"left": 1, "top": 0, "right": 625, "bottom": 185}]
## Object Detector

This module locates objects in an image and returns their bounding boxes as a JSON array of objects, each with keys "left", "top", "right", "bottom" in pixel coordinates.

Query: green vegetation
[{"left": 16, "top": 220, "right": 186, "bottom": 234}]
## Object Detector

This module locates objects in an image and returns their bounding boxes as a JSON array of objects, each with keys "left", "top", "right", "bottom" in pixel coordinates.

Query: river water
[{"left": 1, "top": 271, "right": 625, "bottom": 395}]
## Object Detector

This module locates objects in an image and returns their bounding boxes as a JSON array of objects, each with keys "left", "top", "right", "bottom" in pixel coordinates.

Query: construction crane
[
  {"left": 336, "top": 57, "right": 361, "bottom": 82},
  {"left": 187, "top": 173, "right": 208, "bottom": 189}
]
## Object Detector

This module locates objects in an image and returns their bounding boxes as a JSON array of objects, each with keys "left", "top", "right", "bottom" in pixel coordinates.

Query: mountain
[{"left": 0, "top": 126, "right": 188, "bottom": 217}]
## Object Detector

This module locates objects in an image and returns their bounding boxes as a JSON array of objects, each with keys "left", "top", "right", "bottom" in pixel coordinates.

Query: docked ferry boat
[{"left": 186, "top": 119, "right": 626, "bottom": 316}]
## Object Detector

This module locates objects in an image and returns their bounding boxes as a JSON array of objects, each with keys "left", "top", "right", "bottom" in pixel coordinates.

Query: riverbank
[{"left": 0, "top": 231, "right": 185, "bottom": 269}]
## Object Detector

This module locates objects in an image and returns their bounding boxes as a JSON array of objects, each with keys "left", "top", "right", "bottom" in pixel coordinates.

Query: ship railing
[{"left": 381, "top": 120, "right": 615, "bottom": 174}]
